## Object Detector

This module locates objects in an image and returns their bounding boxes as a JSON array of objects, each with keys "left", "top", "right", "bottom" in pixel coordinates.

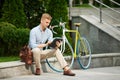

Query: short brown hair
[{"left": 41, "top": 13, "right": 52, "bottom": 20}]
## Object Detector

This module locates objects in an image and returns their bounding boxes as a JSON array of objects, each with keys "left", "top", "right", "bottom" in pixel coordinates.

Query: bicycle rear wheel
[
  {"left": 77, "top": 37, "right": 91, "bottom": 69},
  {"left": 46, "top": 38, "right": 74, "bottom": 72}
]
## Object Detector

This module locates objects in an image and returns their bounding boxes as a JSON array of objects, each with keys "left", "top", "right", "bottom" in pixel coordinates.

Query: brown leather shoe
[
  {"left": 35, "top": 68, "right": 41, "bottom": 75},
  {"left": 63, "top": 69, "right": 75, "bottom": 76}
]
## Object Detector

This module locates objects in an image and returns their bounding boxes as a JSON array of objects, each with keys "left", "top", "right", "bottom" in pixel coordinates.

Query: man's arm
[
  {"left": 29, "top": 30, "right": 39, "bottom": 49},
  {"left": 37, "top": 41, "right": 51, "bottom": 48}
]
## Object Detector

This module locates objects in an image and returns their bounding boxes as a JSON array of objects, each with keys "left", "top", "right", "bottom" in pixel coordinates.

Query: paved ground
[{"left": 2, "top": 66, "right": 120, "bottom": 80}]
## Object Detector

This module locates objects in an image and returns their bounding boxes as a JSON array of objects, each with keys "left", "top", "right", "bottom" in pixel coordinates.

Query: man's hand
[
  {"left": 46, "top": 41, "right": 52, "bottom": 46},
  {"left": 55, "top": 40, "right": 62, "bottom": 48},
  {"left": 37, "top": 41, "right": 52, "bottom": 48}
]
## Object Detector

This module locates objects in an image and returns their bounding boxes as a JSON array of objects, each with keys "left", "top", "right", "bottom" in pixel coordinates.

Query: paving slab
[{"left": 2, "top": 66, "right": 120, "bottom": 80}]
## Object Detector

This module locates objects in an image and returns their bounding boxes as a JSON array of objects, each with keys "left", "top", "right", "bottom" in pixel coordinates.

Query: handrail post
[
  {"left": 69, "top": 0, "right": 72, "bottom": 28},
  {"left": 99, "top": 0, "right": 103, "bottom": 23}
]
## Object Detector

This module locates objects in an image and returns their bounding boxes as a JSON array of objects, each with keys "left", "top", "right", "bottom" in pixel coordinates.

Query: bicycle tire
[
  {"left": 46, "top": 38, "right": 74, "bottom": 72},
  {"left": 77, "top": 37, "right": 91, "bottom": 69}
]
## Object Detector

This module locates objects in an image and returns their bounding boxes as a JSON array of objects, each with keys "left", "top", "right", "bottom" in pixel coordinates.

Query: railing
[
  {"left": 89, "top": 0, "right": 120, "bottom": 27},
  {"left": 110, "top": 0, "right": 120, "bottom": 6}
]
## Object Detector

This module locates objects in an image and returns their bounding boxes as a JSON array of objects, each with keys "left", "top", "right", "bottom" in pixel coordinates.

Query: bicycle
[{"left": 46, "top": 21, "right": 91, "bottom": 72}]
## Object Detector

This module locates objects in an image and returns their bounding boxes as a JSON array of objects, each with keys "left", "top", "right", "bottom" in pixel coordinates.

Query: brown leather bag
[{"left": 19, "top": 45, "right": 33, "bottom": 65}]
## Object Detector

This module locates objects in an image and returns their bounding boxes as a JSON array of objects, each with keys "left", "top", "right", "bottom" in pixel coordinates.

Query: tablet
[{"left": 49, "top": 38, "right": 63, "bottom": 48}]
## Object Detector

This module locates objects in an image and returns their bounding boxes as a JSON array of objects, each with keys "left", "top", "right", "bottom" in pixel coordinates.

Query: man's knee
[
  {"left": 32, "top": 48, "right": 41, "bottom": 54},
  {"left": 55, "top": 48, "right": 61, "bottom": 54},
  {"left": 57, "top": 48, "right": 61, "bottom": 51}
]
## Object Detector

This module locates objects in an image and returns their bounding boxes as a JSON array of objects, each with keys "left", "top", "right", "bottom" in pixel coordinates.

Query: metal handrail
[
  {"left": 95, "top": 0, "right": 120, "bottom": 14},
  {"left": 89, "top": 4, "right": 120, "bottom": 23},
  {"left": 110, "top": 0, "right": 120, "bottom": 6},
  {"left": 89, "top": 0, "right": 120, "bottom": 25}
]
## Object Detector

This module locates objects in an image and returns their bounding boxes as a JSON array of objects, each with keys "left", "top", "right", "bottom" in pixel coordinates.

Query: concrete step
[
  {"left": 3, "top": 66, "right": 120, "bottom": 80},
  {"left": 0, "top": 53, "right": 120, "bottom": 79}
]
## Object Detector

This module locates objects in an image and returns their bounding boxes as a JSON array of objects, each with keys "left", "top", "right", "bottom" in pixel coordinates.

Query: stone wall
[{"left": 72, "top": 15, "right": 120, "bottom": 54}]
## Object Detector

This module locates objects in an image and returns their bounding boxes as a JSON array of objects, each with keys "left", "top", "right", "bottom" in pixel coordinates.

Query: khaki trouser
[{"left": 32, "top": 48, "right": 68, "bottom": 69}]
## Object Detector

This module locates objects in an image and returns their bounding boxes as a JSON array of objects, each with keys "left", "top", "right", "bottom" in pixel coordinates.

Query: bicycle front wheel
[
  {"left": 46, "top": 38, "right": 74, "bottom": 72},
  {"left": 77, "top": 37, "right": 91, "bottom": 69}
]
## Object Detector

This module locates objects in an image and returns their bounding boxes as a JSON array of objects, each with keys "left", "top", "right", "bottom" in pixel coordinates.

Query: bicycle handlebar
[
  {"left": 49, "top": 22, "right": 67, "bottom": 34},
  {"left": 49, "top": 25, "right": 58, "bottom": 34},
  {"left": 59, "top": 22, "right": 66, "bottom": 27}
]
